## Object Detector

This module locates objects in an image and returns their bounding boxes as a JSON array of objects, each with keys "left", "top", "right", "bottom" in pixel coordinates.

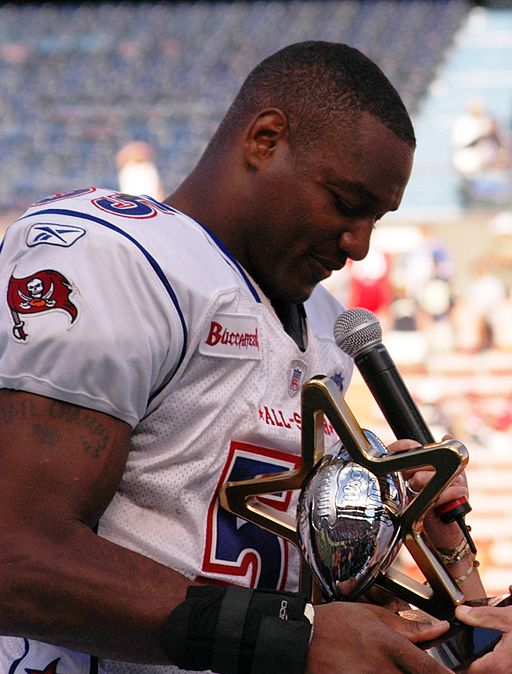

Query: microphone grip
[
  {"left": 355, "top": 345, "right": 434, "bottom": 444},
  {"left": 355, "top": 344, "right": 476, "bottom": 553}
]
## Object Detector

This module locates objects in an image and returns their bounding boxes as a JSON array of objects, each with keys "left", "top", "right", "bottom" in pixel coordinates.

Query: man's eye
[
  {"left": 332, "top": 193, "right": 383, "bottom": 224},
  {"left": 333, "top": 194, "right": 358, "bottom": 215}
]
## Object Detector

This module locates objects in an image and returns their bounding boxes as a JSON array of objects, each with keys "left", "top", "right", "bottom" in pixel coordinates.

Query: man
[{"left": 0, "top": 41, "right": 483, "bottom": 674}]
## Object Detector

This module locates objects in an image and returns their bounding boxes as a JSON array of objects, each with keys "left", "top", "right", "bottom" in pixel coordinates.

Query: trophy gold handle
[{"left": 220, "top": 375, "right": 468, "bottom": 619}]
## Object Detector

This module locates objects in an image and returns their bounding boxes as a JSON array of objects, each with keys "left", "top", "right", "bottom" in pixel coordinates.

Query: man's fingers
[
  {"left": 387, "top": 439, "right": 421, "bottom": 456},
  {"left": 391, "top": 643, "right": 453, "bottom": 674},
  {"left": 456, "top": 605, "right": 512, "bottom": 632},
  {"left": 372, "top": 606, "right": 450, "bottom": 644},
  {"left": 395, "top": 615, "right": 450, "bottom": 644},
  {"left": 307, "top": 603, "right": 452, "bottom": 673}
]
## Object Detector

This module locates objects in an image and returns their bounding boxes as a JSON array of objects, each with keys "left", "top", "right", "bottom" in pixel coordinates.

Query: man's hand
[
  {"left": 455, "top": 602, "right": 512, "bottom": 674},
  {"left": 306, "top": 601, "right": 452, "bottom": 673}
]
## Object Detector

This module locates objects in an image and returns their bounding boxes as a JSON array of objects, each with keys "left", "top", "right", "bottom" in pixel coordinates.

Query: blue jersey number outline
[
  {"left": 92, "top": 192, "right": 176, "bottom": 219},
  {"left": 202, "top": 440, "right": 300, "bottom": 590}
]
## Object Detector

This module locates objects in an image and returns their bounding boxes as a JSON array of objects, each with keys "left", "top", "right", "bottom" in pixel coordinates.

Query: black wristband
[
  {"left": 250, "top": 615, "right": 312, "bottom": 674},
  {"left": 161, "top": 585, "right": 313, "bottom": 674},
  {"left": 213, "top": 586, "right": 253, "bottom": 674}
]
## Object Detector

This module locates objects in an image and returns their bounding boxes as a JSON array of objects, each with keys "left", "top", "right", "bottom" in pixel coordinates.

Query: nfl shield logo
[{"left": 288, "top": 360, "right": 307, "bottom": 397}]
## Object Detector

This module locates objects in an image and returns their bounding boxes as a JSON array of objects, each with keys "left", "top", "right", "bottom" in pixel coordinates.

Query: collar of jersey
[{"left": 170, "top": 207, "right": 262, "bottom": 304}]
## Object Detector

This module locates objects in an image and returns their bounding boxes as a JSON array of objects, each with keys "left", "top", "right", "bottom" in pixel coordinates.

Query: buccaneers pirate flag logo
[{"left": 7, "top": 269, "right": 78, "bottom": 341}]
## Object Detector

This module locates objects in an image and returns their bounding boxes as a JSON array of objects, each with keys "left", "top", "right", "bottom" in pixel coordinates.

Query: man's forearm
[{"left": 0, "top": 521, "right": 190, "bottom": 663}]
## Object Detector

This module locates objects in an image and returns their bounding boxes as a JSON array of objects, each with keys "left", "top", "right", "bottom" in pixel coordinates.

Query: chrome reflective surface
[{"left": 297, "top": 431, "right": 406, "bottom": 601}]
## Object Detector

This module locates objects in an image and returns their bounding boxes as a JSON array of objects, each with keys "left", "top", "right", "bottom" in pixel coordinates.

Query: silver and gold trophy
[{"left": 220, "top": 309, "right": 510, "bottom": 671}]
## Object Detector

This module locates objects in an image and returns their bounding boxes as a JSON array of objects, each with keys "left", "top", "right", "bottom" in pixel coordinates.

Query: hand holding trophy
[{"left": 220, "top": 308, "right": 511, "bottom": 672}]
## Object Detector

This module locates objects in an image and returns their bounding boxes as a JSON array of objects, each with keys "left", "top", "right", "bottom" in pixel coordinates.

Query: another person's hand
[
  {"left": 306, "top": 601, "right": 451, "bottom": 673},
  {"left": 387, "top": 437, "right": 469, "bottom": 550},
  {"left": 455, "top": 601, "right": 512, "bottom": 673},
  {"left": 386, "top": 436, "right": 486, "bottom": 601}
]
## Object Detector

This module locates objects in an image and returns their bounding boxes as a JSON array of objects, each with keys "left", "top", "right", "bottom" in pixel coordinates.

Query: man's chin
[
  {"left": 256, "top": 273, "right": 317, "bottom": 305},
  {"left": 279, "top": 285, "right": 315, "bottom": 305},
  {"left": 262, "top": 288, "right": 308, "bottom": 305}
]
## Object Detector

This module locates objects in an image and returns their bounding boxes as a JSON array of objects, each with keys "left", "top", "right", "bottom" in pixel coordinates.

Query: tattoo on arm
[
  {"left": 0, "top": 392, "right": 115, "bottom": 459},
  {"left": 81, "top": 416, "right": 111, "bottom": 459},
  {"left": 32, "top": 423, "right": 63, "bottom": 447},
  {"left": 0, "top": 394, "right": 41, "bottom": 424}
]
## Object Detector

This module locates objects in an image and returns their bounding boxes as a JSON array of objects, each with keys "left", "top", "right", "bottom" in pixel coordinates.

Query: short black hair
[{"left": 211, "top": 40, "right": 415, "bottom": 152}]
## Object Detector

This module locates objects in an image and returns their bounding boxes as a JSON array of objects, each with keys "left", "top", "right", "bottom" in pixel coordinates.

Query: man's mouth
[{"left": 311, "top": 253, "right": 347, "bottom": 274}]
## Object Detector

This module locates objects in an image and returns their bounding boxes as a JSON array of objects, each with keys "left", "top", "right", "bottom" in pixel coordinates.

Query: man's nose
[{"left": 338, "top": 218, "right": 375, "bottom": 261}]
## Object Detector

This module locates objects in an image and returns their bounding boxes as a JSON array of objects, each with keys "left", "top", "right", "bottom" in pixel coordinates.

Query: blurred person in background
[
  {"left": 116, "top": 140, "right": 165, "bottom": 201},
  {"left": 451, "top": 98, "right": 509, "bottom": 208},
  {"left": 345, "top": 244, "right": 393, "bottom": 320},
  {"left": 452, "top": 99, "right": 503, "bottom": 177},
  {"left": 451, "top": 258, "right": 506, "bottom": 353},
  {"left": 488, "top": 283, "right": 512, "bottom": 351},
  {"left": 383, "top": 222, "right": 454, "bottom": 366}
]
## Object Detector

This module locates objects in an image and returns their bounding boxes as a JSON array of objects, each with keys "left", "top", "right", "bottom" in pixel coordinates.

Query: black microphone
[{"left": 334, "top": 307, "right": 476, "bottom": 554}]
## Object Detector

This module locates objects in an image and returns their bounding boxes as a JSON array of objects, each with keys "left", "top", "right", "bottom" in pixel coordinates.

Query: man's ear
[{"left": 243, "top": 108, "right": 290, "bottom": 169}]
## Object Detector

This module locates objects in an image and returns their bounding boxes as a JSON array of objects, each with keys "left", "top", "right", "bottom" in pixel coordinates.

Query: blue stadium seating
[{"left": 0, "top": 1, "right": 469, "bottom": 209}]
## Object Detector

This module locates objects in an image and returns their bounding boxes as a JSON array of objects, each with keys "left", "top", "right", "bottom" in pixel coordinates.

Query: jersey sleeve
[{"left": 0, "top": 212, "right": 184, "bottom": 428}]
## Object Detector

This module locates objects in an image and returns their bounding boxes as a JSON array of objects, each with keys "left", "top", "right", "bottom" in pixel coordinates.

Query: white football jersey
[{"left": 0, "top": 188, "right": 353, "bottom": 674}]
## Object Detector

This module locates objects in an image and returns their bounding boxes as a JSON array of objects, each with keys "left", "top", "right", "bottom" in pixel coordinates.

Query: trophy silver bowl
[{"left": 297, "top": 431, "right": 406, "bottom": 601}]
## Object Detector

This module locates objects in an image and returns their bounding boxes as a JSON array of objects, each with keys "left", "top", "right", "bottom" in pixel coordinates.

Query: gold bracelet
[
  {"left": 437, "top": 540, "right": 471, "bottom": 565},
  {"left": 453, "top": 558, "right": 480, "bottom": 584}
]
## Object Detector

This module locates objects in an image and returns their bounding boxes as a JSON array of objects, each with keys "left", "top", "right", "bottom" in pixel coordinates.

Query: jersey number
[
  {"left": 92, "top": 192, "right": 176, "bottom": 218},
  {"left": 202, "top": 441, "right": 300, "bottom": 590}
]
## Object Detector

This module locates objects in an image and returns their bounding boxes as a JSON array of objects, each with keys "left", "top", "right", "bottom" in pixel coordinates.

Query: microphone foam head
[{"left": 334, "top": 308, "right": 382, "bottom": 357}]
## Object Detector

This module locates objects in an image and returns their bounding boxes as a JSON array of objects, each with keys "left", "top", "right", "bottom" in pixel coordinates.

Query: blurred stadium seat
[{"left": 0, "top": 0, "right": 469, "bottom": 209}]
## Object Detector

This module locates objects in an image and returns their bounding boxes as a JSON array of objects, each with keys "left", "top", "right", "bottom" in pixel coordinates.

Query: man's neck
[{"left": 271, "top": 299, "right": 307, "bottom": 351}]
